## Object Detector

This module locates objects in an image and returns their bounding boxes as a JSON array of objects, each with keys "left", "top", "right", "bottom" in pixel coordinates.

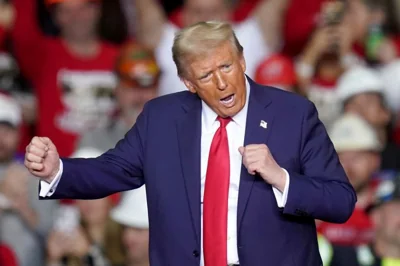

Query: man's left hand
[{"left": 239, "top": 144, "right": 286, "bottom": 192}]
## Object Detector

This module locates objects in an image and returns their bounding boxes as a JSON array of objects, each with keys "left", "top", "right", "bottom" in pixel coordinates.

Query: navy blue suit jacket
[{"left": 46, "top": 78, "right": 356, "bottom": 266}]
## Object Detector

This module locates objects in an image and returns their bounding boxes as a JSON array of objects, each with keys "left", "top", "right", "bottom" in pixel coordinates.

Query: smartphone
[
  {"left": 53, "top": 205, "right": 81, "bottom": 233},
  {"left": 365, "top": 24, "right": 385, "bottom": 61},
  {"left": 321, "top": 1, "right": 345, "bottom": 27}
]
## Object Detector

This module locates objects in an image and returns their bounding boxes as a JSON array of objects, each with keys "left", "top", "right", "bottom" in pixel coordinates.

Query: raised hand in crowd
[{"left": 47, "top": 226, "right": 91, "bottom": 265}]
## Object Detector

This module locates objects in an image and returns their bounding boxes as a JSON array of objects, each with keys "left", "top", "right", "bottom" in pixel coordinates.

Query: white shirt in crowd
[
  {"left": 40, "top": 80, "right": 289, "bottom": 265},
  {"left": 156, "top": 18, "right": 271, "bottom": 96}
]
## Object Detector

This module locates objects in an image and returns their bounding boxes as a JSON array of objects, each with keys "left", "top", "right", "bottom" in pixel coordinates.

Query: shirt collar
[{"left": 201, "top": 77, "right": 250, "bottom": 130}]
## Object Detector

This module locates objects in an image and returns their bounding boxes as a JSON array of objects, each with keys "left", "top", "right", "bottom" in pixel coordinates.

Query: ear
[
  {"left": 369, "top": 153, "right": 381, "bottom": 173},
  {"left": 181, "top": 78, "right": 197, "bottom": 94},
  {"left": 239, "top": 54, "right": 246, "bottom": 73}
]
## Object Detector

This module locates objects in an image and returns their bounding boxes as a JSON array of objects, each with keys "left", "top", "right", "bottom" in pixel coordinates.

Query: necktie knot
[{"left": 217, "top": 116, "right": 231, "bottom": 128}]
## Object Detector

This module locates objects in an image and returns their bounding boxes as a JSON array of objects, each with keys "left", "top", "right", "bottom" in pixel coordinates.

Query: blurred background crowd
[{"left": 1, "top": 0, "right": 400, "bottom": 265}]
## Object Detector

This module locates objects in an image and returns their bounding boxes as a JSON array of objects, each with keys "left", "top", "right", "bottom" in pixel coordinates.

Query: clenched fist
[
  {"left": 24, "top": 137, "right": 60, "bottom": 183},
  {"left": 239, "top": 144, "right": 286, "bottom": 192}
]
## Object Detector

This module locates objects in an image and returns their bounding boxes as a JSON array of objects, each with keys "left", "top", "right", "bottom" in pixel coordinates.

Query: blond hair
[{"left": 172, "top": 21, "right": 243, "bottom": 77}]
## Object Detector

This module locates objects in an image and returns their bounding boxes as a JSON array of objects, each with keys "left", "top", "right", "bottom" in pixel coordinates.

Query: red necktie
[{"left": 203, "top": 116, "right": 231, "bottom": 266}]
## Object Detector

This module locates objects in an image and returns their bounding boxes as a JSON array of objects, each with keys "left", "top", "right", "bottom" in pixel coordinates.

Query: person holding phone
[
  {"left": 46, "top": 148, "right": 123, "bottom": 266},
  {"left": 295, "top": 1, "right": 355, "bottom": 129}
]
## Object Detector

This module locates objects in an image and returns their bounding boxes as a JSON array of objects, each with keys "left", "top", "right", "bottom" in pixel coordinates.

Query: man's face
[
  {"left": 182, "top": 0, "right": 231, "bottom": 26},
  {"left": 115, "top": 81, "right": 158, "bottom": 121},
  {"left": 0, "top": 124, "right": 19, "bottom": 163},
  {"left": 347, "top": 92, "right": 390, "bottom": 128},
  {"left": 338, "top": 150, "right": 380, "bottom": 192},
  {"left": 77, "top": 198, "right": 111, "bottom": 226},
  {"left": 373, "top": 201, "right": 400, "bottom": 246},
  {"left": 122, "top": 226, "right": 149, "bottom": 264},
  {"left": 54, "top": 0, "right": 100, "bottom": 41},
  {"left": 182, "top": 42, "right": 247, "bottom": 118}
]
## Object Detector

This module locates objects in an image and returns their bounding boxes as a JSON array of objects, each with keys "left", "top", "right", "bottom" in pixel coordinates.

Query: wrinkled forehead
[
  {"left": 347, "top": 91, "right": 384, "bottom": 105},
  {"left": 184, "top": 42, "right": 240, "bottom": 73}
]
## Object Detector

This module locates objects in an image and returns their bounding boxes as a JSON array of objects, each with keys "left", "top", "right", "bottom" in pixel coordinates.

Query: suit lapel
[
  {"left": 176, "top": 93, "right": 202, "bottom": 246},
  {"left": 237, "top": 79, "right": 275, "bottom": 231}
]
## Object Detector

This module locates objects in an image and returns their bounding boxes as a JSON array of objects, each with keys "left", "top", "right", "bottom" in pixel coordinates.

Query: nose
[{"left": 215, "top": 71, "right": 227, "bottom": 91}]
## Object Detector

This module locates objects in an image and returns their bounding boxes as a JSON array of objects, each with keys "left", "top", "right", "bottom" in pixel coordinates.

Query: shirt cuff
[
  {"left": 39, "top": 159, "right": 63, "bottom": 197},
  {"left": 272, "top": 168, "right": 290, "bottom": 208}
]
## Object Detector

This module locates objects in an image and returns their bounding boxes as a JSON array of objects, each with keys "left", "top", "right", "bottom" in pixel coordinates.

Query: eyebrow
[{"left": 199, "top": 71, "right": 212, "bottom": 79}]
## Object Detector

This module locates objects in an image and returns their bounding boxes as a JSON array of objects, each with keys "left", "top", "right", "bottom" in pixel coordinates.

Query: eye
[
  {"left": 200, "top": 72, "right": 211, "bottom": 80},
  {"left": 221, "top": 64, "right": 232, "bottom": 71}
]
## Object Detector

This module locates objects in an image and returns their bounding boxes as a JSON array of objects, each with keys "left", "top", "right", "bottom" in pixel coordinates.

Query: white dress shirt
[
  {"left": 39, "top": 79, "right": 290, "bottom": 265},
  {"left": 199, "top": 80, "right": 289, "bottom": 265}
]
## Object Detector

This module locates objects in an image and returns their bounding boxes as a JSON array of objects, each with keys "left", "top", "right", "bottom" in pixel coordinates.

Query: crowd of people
[{"left": 1, "top": 0, "right": 400, "bottom": 265}]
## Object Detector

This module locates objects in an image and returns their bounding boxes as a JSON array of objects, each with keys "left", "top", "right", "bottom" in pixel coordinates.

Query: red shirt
[
  {"left": 10, "top": 0, "right": 119, "bottom": 157},
  {"left": 282, "top": 0, "right": 326, "bottom": 57},
  {"left": 168, "top": 1, "right": 260, "bottom": 27},
  {"left": 0, "top": 27, "right": 7, "bottom": 51}
]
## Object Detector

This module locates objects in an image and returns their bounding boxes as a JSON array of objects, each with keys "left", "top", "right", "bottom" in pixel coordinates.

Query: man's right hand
[{"left": 24, "top": 137, "right": 60, "bottom": 183}]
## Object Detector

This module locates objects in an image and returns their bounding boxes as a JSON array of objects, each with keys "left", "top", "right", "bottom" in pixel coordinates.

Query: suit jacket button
[{"left": 193, "top": 250, "right": 199, "bottom": 257}]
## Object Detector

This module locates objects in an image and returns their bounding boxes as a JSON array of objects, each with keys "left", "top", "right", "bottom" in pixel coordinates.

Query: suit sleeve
[
  {"left": 283, "top": 101, "right": 356, "bottom": 223},
  {"left": 41, "top": 107, "right": 148, "bottom": 200}
]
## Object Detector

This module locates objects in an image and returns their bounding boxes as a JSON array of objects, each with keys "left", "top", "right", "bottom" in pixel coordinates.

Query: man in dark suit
[{"left": 24, "top": 21, "right": 356, "bottom": 266}]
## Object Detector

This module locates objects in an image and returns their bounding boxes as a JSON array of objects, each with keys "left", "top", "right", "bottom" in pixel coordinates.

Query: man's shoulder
[
  {"left": 144, "top": 90, "right": 195, "bottom": 114},
  {"left": 252, "top": 82, "right": 313, "bottom": 112}
]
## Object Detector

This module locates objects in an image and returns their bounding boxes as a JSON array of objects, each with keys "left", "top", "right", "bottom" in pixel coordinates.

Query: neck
[
  {"left": 87, "top": 222, "right": 106, "bottom": 245},
  {"left": 63, "top": 37, "right": 100, "bottom": 58},
  {"left": 374, "top": 238, "right": 400, "bottom": 258}
]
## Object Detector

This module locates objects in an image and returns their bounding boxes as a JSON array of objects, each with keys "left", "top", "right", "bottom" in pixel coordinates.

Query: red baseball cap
[
  {"left": 255, "top": 54, "right": 296, "bottom": 86},
  {"left": 0, "top": 244, "right": 18, "bottom": 266},
  {"left": 115, "top": 42, "right": 161, "bottom": 89}
]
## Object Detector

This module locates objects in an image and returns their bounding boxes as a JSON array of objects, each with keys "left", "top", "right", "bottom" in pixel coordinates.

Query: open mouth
[{"left": 220, "top": 94, "right": 235, "bottom": 107}]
